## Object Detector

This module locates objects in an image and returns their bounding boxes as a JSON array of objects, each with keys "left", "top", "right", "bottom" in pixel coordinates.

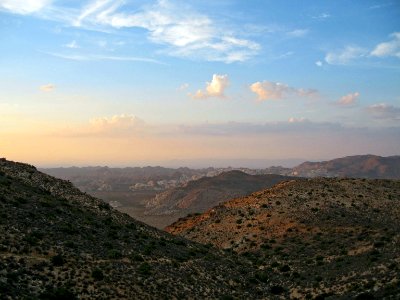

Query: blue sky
[{"left": 0, "top": 0, "right": 399, "bottom": 167}]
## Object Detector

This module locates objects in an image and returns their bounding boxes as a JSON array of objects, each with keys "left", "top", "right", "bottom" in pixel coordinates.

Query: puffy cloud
[
  {"left": 0, "top": 0, "right": 50, "bottom": 14},
  {"left": 249, "top": 80, "right": 318, "bottom": 101},
  {"left": 337, "top": 92, "right": 359, "bottom": 106},
  {"left": 371, "top": 32, "right": 400, "bottom": 58},
  {"left": 39, "top": 84, "right": 55, "bottom": 92},
  {"left": 367, "top": 103, "right": 400, "bottom": 121},
  {"left": 325, "top": 46, "right": 367, "bottom": 65},
  {"left": 192, "top": 74, "right": 229, "bottom": 99}
]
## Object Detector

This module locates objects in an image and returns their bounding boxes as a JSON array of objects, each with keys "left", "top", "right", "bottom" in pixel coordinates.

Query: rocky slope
[
  {"left": 167, "top": 177, "right": 400, "bottom": 298},
  {"left": 291, "top": 155, "right": 400, "bottom": 179},
  {"left": 145, "top": 171, "right": 293, "bottom": 228},
  {"left": 0, "top": 158, "right": 275, "bottom": 299}
]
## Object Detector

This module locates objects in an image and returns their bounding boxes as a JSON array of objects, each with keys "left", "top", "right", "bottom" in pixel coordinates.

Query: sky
[{"left": 0, "top": 0, "right": 399, "bottom": 167}]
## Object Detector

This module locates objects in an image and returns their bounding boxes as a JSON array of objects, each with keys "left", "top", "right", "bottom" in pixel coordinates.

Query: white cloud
[
  {"left": 0, "top": 0, "right": 50, "bottom": 14},
  {"left": 315, "top": 60, "right": 323, "bottom": 67},
  {"left": 312, "top": 13, "right": 330, "bottom": 20},
  {"left": 39, "top": 83, "right": 55, "bottom": 92},
  {"left": 178, "top": 83, "right": 189, "bottom": 91},
  {"left": 367, "top": 103, "right": 400, "bottom": 121},
  {"left": 371, "top": 32, "right": 400, "bottom": 58},
  {"left": 45, "top": 52, "right": 164, "bottom": 64},
  {"left": 64, "top": 40, "right": 79, "bottom": 49},
  {"left": 287, "top": 29, "right": 309, "bottom": 38},
  {"left": 325, "top": 46, "right": 367, "bottom": 65},
  {"left": 337, "top": 92, "right": 360, "bottom": 106},
  {"left": 249, "top": 80, "right": 318, "bottom": 101},
  {"left": 71, "top": 0, "right": 260, "bottom": 63},
  {"left": 191, "top": 74, "right": 229, "bottom": 99}
]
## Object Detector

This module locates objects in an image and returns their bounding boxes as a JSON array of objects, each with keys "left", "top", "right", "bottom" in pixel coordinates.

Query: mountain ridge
[{"left": 144, "top": 170, "right": 294, "bottom": 228}]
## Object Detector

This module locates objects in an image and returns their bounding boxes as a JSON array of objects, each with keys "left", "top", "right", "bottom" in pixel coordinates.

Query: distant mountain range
[
  {"left": 40, "top": 154, "right": 400, "bottom": 228},
  {"left": 291, "top": 155, "right": 400, "bottom": 179},
  {"left": 166, "top": 177, "right": 400, "bottom": 298}
]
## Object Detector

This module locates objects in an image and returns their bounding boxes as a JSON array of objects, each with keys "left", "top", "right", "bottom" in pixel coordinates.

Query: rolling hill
[
  {"left": 145, "top": 170, "right": 293, "bottom": 228},
  {"left": 167, "top": 177, "right": 400, "bottom": 298}
]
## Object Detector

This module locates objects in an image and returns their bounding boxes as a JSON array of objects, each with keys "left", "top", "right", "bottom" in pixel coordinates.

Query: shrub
[
  {"left": 279, "top": 265, "right": 291, "bottom": 272},
  {"left": 107, "top": 249, "right": 122, "bottom": 259},
  {"left": 138, "top": 262, "right": 151, "bottom": 275},
  {"left": 255, "top": 271, "right": 268, "bottom": 283},
  {"left": 51, "top": 254, "right": 64, "bottom": 266},
  {"left": 270, "top": 285, "right": 284, "bottom": 294},
  {"left": 39, "top": 287, "right": 77, "bottom": 300},
  {"left": 92, "top": 268, "right": 104, "bottom": 281}
]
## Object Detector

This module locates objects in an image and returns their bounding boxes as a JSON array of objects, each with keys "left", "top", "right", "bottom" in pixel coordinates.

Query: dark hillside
[{"left": 0, "top": 159, "right": 270, "bottom": 299}]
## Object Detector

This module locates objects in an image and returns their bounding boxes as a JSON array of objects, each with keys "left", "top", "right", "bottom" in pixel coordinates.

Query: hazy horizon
[{"left": 1, "top": 1, "right": 399, "bottom": 166}]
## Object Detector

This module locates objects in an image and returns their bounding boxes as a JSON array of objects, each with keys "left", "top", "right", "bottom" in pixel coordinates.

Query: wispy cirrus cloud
[
  {"left": 64, "top": 40, "right": 79, "bottom": 49},
  {"left": 191, "top": 74, "right": 229, "bottom": 99},
  {"left": 286, "top": 29, "right": 309, "bottom": 38},
  {"left": 0, "top": 0, "right": 50, "bottom": 14},
  {"left": 39, "top": 83, "right": 55, "bottom": 92},
  {"left": 70, "top": 0, "right": 260, "bottom": 63},
  {"left": 325, "top": 46, "right": 367, "bottom": 65},
  {"left": 371, "top": 32, "right": 400, "bottom": 58},
  {"left": 249, "top": 80, "right": 318, "bottom": 102},
  {"left": 1, "top": 0, "right": 261, "bottom": 63},
  {"left": 324, "top": 32, "right": 400, "bottom": 66},
  {"left": 312, "top": 13, "right": 331, "bottom": 20},
  {"left": 44, "top": 52, "right": 165, "bottom": 64}
]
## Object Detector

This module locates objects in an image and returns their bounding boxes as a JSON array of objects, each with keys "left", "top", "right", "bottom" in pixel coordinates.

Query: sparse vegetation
[{"left": 167, "top": 177, "right": 400, "bottom": 298}]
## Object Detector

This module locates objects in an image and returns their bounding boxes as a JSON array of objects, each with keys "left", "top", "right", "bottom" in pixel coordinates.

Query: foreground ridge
[{"left": 0, "top": 158, "right": 270, "bottom": 299}]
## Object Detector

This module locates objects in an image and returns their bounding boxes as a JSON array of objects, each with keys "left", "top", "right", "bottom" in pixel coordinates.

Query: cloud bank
[{"left": 367, "top": 103, "right": 400, "bottom": 121}]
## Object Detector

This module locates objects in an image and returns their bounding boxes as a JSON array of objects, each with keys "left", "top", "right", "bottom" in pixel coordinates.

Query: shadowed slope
[{"left": 0, "top": 159, "right": 271, "bottom": 299}]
